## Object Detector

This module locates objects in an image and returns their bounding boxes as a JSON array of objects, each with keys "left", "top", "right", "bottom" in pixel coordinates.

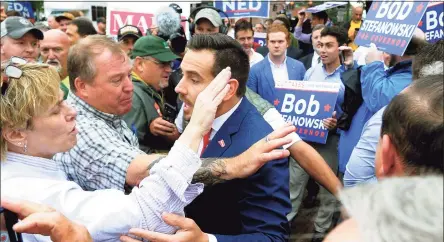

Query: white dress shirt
[
  {"left": 268, "top": 54, "right": 289, "bottom": 85},
  {"left": 198, "top": 98, "right": 243, "bottom": 156},
  {"left": 1, "top": 142, "right": 203, "bottom": 242},
  {"left": 311, "top": 51, "right": 321, "bottom": 69},
  {"left": 249, "top": 49, "right": 264, "bottom": 67}
]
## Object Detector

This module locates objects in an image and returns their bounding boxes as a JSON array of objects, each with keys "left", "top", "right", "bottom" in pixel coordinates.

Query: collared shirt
[
  {"left": 311, "top": 51, "right": 321, "bottom": 69},
  {"left": 343, "top": 106, "right": 385, "bottom": 187},
  {"left": 197, "top": 98, "right": 243, "bottom": 155},
  {"left": 304, "top": 63, "right": 346, "bottom": 116},
  {"left": 1, "top": 142, "right": 204, "bottom": 241},
  {"left": 53, "top": 92, "right": 144, "bottom": 192},
  {"left": 294, "top": 26, "right": 311, "bottom": 44},
  {"left": 249, "top": 49, "right": 264, "bottom": 67},
  {"left": 268, "top": 54, "right": 289, "bottom": 85}
]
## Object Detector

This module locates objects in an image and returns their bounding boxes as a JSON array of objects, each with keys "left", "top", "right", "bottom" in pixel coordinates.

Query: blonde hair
[{"left": 1, "top": 63, "right": 60, "bottom": 161}]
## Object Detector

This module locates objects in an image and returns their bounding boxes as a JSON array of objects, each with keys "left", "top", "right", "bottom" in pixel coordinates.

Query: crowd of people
[{"left": 0, "top": 2, "right": 443, "bottom": 242}]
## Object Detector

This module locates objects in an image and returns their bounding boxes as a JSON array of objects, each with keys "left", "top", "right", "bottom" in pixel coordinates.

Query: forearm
[
  {"left": 192, "top": 157, "right": 231, "bottom": 186},
  {"left": 294, "top": 26, "right": 311, "bottom": 44},
  {"left": 289, "top": 142, "right": 342, "bottom": 195},
  {"left": 126, "top": 154, "right": 160, "bottom": 186}
]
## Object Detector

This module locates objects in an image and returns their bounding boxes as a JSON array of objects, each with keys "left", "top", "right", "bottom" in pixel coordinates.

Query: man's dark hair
[
  {"left": 6, "top": 10, "right": 21, "bottom": 17},
  {"left": 70, "top": 17, "right": 97, "bottom": 37},
  {"left": 320, "top": 26, "right": 348, "bottom": 46},
  {"left": 381, "top": 75, "right": 444, "bottom": 174},
  {"left": 234, "top": 19, "right": 253, "bottom": 39},
  {"left": 187, "top": 33, "right": 249, "bottom": 97},
  {"left": 412, "top": 40, "right": 444, "bottom": 79},
  {"left": 312, "top": 11, "right": 328, "bottom": 23}
]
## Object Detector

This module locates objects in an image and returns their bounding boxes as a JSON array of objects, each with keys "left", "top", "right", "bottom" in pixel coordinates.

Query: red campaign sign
[{"left": 109, "top": 10, "right": 187, "bottom": 36}]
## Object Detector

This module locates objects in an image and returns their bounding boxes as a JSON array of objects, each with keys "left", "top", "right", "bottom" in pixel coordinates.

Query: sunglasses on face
[
  {"left": 1, "top": 56, "right": 27, "bottom": 96},
  {"left": 142, "top": 56, "right": 175, "bottom": 69}
]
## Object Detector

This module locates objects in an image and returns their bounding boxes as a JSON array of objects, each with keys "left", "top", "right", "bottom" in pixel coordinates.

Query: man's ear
[
  {"left": 2, "top": 127, "right": 27, "bottom": 150},
  {"left": 74, "top": 77, "right": 88, "bottom": 99},
  {"left": 380, "top": 134, "right": 404, "bottom": 177},
  {"left": 133, "top": 57, "right": 143, "bottom": 73},
  {"left": 222, "top": 78, "right": 239, "bottom": 101}
]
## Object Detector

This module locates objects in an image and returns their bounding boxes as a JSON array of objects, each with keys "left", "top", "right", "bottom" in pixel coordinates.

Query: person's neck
[
  {"left": 269, "top": 54, "right": 286, "bottom": 65},
  {"left": 245, "top": 48, "right": 253, "bottom": 59},
  {"left": 324, "top": 57, "right": 341, "bottom": 74},
  {"left": 214, "top": 96, "right": 241, "bottom": 118},
  {"left": 9, "top": 146, "right": 54, "bottom": 159}
]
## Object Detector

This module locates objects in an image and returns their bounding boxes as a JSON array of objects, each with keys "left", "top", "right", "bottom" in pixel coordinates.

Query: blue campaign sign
[
  {"left": 274, "top": 80, "right": 340, "bottom": 144},
  {"left": 214, "top": 1, "right": 269, "bottom": 18},
  {"left": 355, "top": 1, "right": 429, "bottom": 56},
  {"left": 7, "top": 1, "right": 34, "bottom": 19},
  {"left": 419, "top": 2, "right": 443, "bottom": 43},
  {"left": 253, "top": 32, "right": 266, "bottom": 46}
]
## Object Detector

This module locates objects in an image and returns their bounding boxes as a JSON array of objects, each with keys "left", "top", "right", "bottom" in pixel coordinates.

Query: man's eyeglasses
[
  {"left": 1, "top": 56, "right": 27, "bottom": 96},
  {"left": 142, "top": 56, "right": 174, "bottom": 69}
]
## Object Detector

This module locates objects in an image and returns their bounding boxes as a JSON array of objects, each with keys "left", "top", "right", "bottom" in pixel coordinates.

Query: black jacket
[{"left": 337, "top": 67, "right": 363, "bottom": 131}]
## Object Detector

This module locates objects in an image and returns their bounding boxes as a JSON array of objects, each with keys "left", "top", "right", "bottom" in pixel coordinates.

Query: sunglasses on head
[{"left": 1, "top": 57, "right": 27, "bottom": 96}]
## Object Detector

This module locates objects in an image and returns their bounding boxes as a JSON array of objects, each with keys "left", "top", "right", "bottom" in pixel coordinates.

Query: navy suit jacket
[
  {"left": 247, "top": 56, "right": 306, "bottom": 104},
  {"left": 185, "top": 98, "right": 291, "bottom": 242}
]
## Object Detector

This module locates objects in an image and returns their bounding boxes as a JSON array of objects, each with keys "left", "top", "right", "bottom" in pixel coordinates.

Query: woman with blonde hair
[{"left": 0, "top": 60, "right": 227, "bottom": 241}]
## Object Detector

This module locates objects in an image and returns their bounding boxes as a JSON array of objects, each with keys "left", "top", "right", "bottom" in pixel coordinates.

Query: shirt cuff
[
  {"left": 207, "top": 234, "right": 218, "bottom": 242},
  {"left": 263, "top": 108, "right": 302, "bottom": 149}
]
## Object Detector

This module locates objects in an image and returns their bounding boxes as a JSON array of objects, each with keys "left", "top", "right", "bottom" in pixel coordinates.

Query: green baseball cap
[{"left": 131, "top": 35, "right": 179, "bottom": 61}]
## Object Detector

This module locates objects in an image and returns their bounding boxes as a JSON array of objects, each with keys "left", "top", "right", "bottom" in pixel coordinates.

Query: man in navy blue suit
[
  {"left": 174, "top": 33, "right": 291, "bottom": 241},
  {"left": 247, "top": 23, "right": 308, "bottom": 224}
]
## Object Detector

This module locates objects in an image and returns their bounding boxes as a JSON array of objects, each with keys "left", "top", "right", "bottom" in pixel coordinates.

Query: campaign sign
[
  {"left": 7, "top": 1, "right": 34, "bottom": 19},
  {"left": 214, "top": 1, "right": 269, "bottom": 18},
  {"left": 109, "top": 10, "right": 187, "bottom": 37},
  {"left": 355, "top": 1, "right": 429, "bottom": 56},
  {"left": 253, "top": 32, "right": 266, "bottom": 46},
  {"left": 305, "top": 2, "right": 348, "bottom": 13},
  {"left": 274, "top": 80, "right": 340, "bottom": 144},
  {"left": 419, "top": 1, "right": 443, "bottom": 43}
]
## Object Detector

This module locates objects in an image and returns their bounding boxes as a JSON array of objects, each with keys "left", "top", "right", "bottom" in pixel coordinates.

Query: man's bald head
[
  {"left": 40, "top": 29, "right": 71, "bottom": 79},
  {"left": 352, "top": 6, "right": 363, "bottom": 22}
]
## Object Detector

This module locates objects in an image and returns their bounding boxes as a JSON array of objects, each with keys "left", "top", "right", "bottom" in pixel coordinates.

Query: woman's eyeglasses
[{"left": 1, "top": 56, "right": 27, "bottom": 96}]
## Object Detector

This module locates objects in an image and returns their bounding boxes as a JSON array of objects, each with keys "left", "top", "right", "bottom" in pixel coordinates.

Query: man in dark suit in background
[
  {"left": 298, "top": 24, "right": 325, "bottom": 70},
  {"left": 175, "top": 33, "right": 291, "bottom": 241}
]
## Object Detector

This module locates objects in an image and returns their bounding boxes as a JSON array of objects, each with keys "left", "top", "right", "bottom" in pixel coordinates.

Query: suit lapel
[{"left": 202, "top": 99, "right": 249, "bottom": 158}]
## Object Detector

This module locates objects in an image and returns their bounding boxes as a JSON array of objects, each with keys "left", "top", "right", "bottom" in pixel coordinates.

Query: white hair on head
[
  {"left": 339, "top": 176, "right": 444, "bottom": 242},
  {"left": 420, "top": 61, "right": 444, "bottom": 78}
]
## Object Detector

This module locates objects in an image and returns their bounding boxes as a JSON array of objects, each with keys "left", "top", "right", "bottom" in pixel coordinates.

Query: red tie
[{"left": 200, "top": 130, "right": 211, "bottom": 157}]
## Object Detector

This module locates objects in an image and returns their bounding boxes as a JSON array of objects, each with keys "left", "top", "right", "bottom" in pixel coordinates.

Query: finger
[
  {"left": 266, "top": 125, "right": 296, "bottom": 141},
  {"left": 332, "top": 111, "right": 336, "bottom": 118},
  {"left": 262, "top": 137, "right": 293, "bottom": 152},
  {"left": 258, "top": 150, "right": 291, "bottom": 164},
  {"left": 162, "top": 212, "right": 193, "bottom": 229},
  {"left": 154, "top": 124, "right": 175, "bottom": 133},
  {"left": 13, "top": 213, "right": 55, "bottom": 236},
  {"left": 120, "top": 235, "right": 142, "bottom": 242},
  {"left": 156, "top": 119, "right": 176, "bottom": 129},
  {"left": 1, "top": 198, "right": 53, "bottom": 219},
  {"left": 128, "top": 228, "right": 173, "bottom": 242},
  {"left": 204, "top": 67, "right": 231, "bottom": 97},
  {"left": 211, "top": 84, "right": 230, "bottom": 107}
]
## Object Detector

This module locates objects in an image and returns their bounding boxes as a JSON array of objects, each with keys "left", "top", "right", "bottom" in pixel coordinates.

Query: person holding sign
[
  {"left": 292, "top": 26, "right": 351, "bottom": 241},
  {"left": 337, "top": 28, "right": 427, "bottom": 191}
]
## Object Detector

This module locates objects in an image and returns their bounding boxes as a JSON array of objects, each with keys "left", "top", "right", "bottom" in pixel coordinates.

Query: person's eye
[
  {"left": 31, "top": 42, "right": 38, "bottom": 47},
  {"left": 191, "top": 79, "right": 199, "bottom": 84}
]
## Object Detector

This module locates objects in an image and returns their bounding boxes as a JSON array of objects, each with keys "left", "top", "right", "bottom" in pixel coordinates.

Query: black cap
[
  {"left": 117, "top": 25, "right": 143, "bottom": 42},
  {"left": 1, "top": 16, "right": 44, "bottom": 40}
]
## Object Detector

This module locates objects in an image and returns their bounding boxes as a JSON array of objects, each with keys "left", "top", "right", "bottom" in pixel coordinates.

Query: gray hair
[
  {"left": 339, "top": 176, "right": 444, "bottom": 242},
  {"left": 312, "top": 24, "right": 325, "bottom": 32},
  {"left": 67, "top": 35, "right": 126, "bottom": 92}
]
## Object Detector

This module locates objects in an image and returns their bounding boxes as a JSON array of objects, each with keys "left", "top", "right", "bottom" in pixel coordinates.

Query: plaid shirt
[{"left": 54, "top": 92, "right": 144, "bottom": 191}]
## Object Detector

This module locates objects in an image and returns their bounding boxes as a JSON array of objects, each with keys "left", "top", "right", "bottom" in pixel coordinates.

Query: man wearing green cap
[{"left": 123, "top": 35, "right": 180, "bottom": 153}]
